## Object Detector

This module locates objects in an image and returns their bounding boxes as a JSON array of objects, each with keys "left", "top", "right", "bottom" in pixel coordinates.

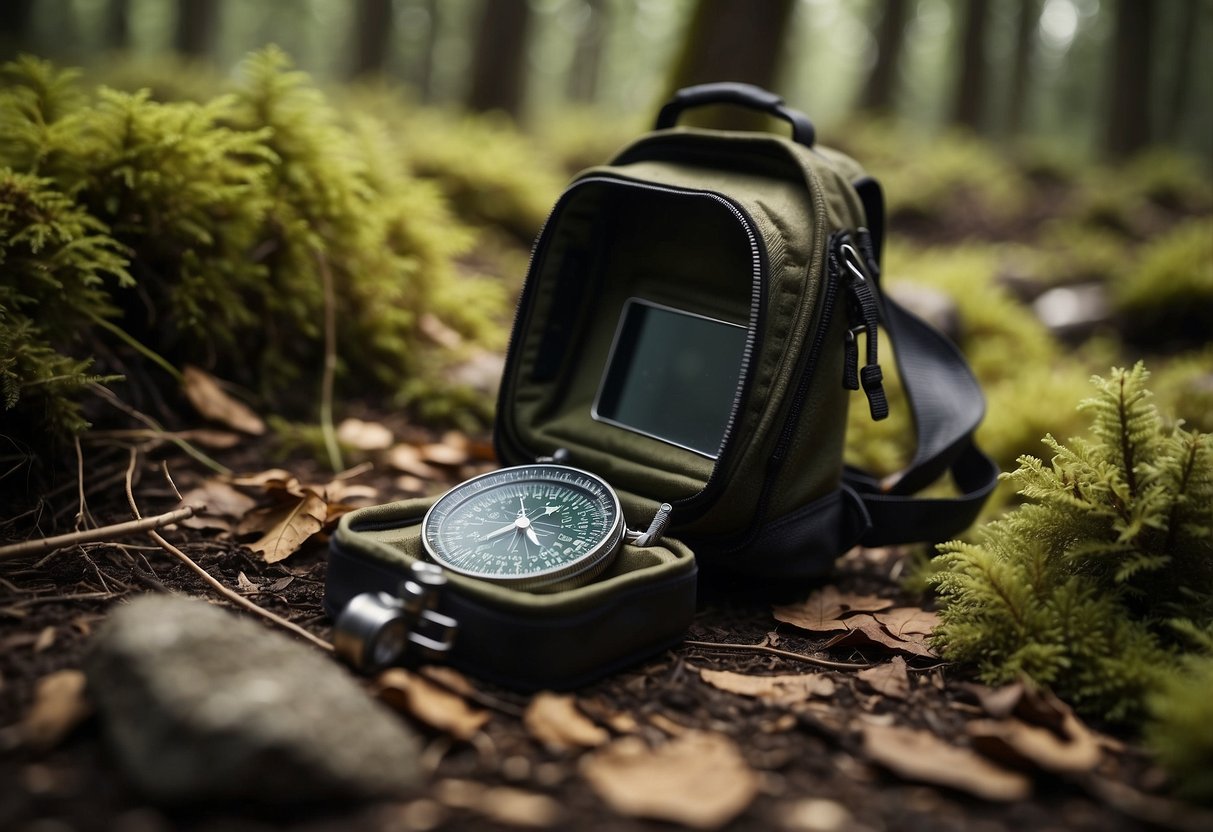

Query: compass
[{"left": 421, "top": 464, "right": 625, "bottom": 592}]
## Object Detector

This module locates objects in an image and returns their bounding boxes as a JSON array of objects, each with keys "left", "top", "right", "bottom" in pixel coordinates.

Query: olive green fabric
[
  {"left": 496, "top": 127, "right": 870, "bottom": 543},
  {"left": 333, "top": 498, "right": 695, "bottom": 617}
]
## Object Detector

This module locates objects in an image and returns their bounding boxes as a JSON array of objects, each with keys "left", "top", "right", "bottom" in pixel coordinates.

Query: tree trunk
[
  {"left": 173, "top": 0, "right": 219, "bottom": 59},
  {"left": 1104, "top": 0, "right": 1154, "bottom": 157},
  {"left": 1161, "top": 0, "right": 1197, "bottom": 145},
  {"left": 0, "top": 0, "right": 35, "bottom": 60},
  {"left": 466, "top": 0, "right": 533, "bottom": 116},
  {"left": 664, "top": 0, "right": 796, "bottom": 131},
  {"left": 351, "top": 0, "right": 393, "bottom": 79},
  {"left": 1005, "top": 0, "right": 1039, "bottom": 134},
  {"left": 105, "top": 0, "right": 132, "bottom": 51},
  {"left": 415, "top": 0, "right": 440, "bottom": 101},
  {"left": 951, "top": 0, "right": 991, "bottom": 131},
  {"left": 860, "top": 0, "right": 909, "bottom": 114},
  {"left": 566, "top": 0, "right": 607, "bottom": 104}
]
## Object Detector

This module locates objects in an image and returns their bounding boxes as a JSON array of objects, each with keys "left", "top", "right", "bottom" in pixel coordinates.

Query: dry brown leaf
[
  {"left": 419, "top": 666, "right": 479, "bottom": 698},
  {"left": 873, "top": 607, "right": 940, "bottom": 638},
  {"left": 823, "top": 615, "right": 936, "bottom": 659},
  {"left": 648, "top": 713, "right": 689, "bottom": 736},
  {"left": 857, "top": 656, "right": 910, "bottom": 700},
  {"left": 182, "top": 365, "right": 265, "bottom": 435},
  {"left": 967, "top": 716, "right": 1101, "bottom": 776},
  {"left": 236, "top": 572, "right": 258, "bottom": 593},
  {"left": 33, "top": 626, "right": 55, "bottom": 653},
  {"left": 394, "top": 474, "right": 427, "bottom": 494},
  {"left": 421, "top": 441, "right": 469, "bottom": 467},
  {"left": 861, "top": 723, "right": 1031, "bottom": 802},
  {"left": 247, "top": 492, "right": 327, "bottom": 563},
  {"left": 22, "top": 669, "right": 91, "bottom": 751},
  {"left": 524, "top": 692, "right": 609, "bottom": 752},
  {"left": 773, "top": 585, "right": 894, "bottom": 633},
  {"left": 698, "top": 667, "right": 835, "bottom": 704},
  {"left": 386, "top": 444, "right": 442, "bottom": 479},
  {"left": 179, "top": 479, "right": 257, "bottom": 529},
  {"left": 376, "top": 668, "right": 490, "bottom": 741},
  {"left": 336, "top": 418, "right": 395, "bottom": 451},
  {"left": 230, "top": 469, "right": 303, "bottom": 494},
  {"left": 581, "top": 733, "right": 759, "bottom": 829},
  {"left": 435, "top": 779, "right": 563, "bottom": 828}
]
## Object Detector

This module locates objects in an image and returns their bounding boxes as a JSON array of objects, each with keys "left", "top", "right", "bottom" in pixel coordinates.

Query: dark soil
[{"left": 0, "top": 432, "right": 1203, "bottom": 832}]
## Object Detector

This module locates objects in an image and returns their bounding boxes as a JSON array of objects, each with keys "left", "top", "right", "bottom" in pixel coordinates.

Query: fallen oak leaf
[
  {"left": 335, "top": 418, "right": 395, "bottom": 451},
  {"left": 524, "top": 692, "right": 609, "bottom": 752},
  {"left": 823, "top": 615, "right": 936, "bottom": 659},
  {"left": 21, "top": 669, "right": 91, "bottom": 751},
  {"left": 247, "top": 491, "right": 327, "bottom": 563},
  {"left": 375, "top": 668, "right": 490, "bottom": 741},
  {"left": 872, "top": 607, "right": 940, "bottom": 638},
  {"left": 773, "top": 585, "right": 894, "bottom": 634},
  {"left": 856, "top": 656, "right": 910, "bottom": 700},
  {"left": 967, "top": 716, "right": 1101, "bottom": 776},
  {"left": 386, "top": 444, "right": 442, "bottom": 480},
  {"left": 182, "top": 365, "right": 265, "bottom": 435},
  {"left": 434, "top": 779, "right": 563, "bottom": 828},
  {"left": 861, "top": 722, "right": 1031, "bottom": 802},
  {"left": 178, "top": 479, "right": 257, "bottom": 530},
  {"left": 698, "top": 667, "right": 835, "bottom": 704},
  {"left": 581, "top": 732, "right": 759, "bottom": 829},
  {"left": 230, "top": 468, "right": 304, "bottom": 496}
]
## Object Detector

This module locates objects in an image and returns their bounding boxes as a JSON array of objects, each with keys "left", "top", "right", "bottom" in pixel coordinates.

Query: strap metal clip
[{"left": 333, "top": 561, "right": 458, "bottom": 673}]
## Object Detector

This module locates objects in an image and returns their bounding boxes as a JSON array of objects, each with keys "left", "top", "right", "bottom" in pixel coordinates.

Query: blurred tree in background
[{"left": 0, "top": 0, "right": 1207, "bottom": 161}]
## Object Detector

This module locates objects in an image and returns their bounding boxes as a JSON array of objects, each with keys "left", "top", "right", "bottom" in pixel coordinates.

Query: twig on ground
[
  {"left": 0, "top": 506, "right": 199, "bottom": 561},
  {"left": 682, "top": 639, "right": 870, "bottom": 671},
  {"left": 123, "top": 450, "right": 333, "bottom": 653},
  {"left": 90, "top": 383, "right": 231, "bottom": 475},
  {"left": 73, "top": 435, "right": 96, "bottom": 531}
]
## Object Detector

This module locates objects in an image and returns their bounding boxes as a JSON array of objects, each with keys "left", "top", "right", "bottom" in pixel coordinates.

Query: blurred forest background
[{"left": 1, "top": 0, "right": 1210, "bottom": 161}]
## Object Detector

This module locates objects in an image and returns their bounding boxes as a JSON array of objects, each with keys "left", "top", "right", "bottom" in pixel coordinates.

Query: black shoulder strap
[{"left": 846, "top": 177, "right": 999, "bottom": 545}]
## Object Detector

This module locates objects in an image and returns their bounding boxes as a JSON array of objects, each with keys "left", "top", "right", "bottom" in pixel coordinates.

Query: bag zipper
[
  {"left": 692, "top": 232, "right": 847, "bottom": 554},
  {"left": 839, "top": 238, "right": 888, "bottom": 420},
  {"left": 495, "top": 173, "right": 768, "bottom": 513}
]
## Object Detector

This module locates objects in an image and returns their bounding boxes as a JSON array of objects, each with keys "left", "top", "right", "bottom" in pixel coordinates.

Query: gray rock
[
  {"left": 1031, "top": 282, "right": 1112, "bottom": 339},
  {"left": 84, "top": 594, "right": 422, "bottom": 804}
]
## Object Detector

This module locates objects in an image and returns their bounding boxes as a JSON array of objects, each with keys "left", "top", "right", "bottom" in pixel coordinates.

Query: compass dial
[{"left": 421, "top": 464, "right": 624, "bottom": 591}]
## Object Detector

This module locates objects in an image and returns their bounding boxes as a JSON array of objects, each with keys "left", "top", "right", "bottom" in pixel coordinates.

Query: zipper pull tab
[
  {"left": 840, "top": 242, "right": 888, "bottom": 421},
  {"left": 843, "top": 326, "right": 861, "bottom": 390}
]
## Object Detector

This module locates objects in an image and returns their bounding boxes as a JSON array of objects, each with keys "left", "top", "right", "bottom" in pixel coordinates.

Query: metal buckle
[{"left": 333, "top": 561, "right": 458, "bottom": 673}]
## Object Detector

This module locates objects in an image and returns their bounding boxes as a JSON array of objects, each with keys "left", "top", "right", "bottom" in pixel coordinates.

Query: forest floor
[{"left": 1, "top": 420, "right": 1210, "bottom": 832}]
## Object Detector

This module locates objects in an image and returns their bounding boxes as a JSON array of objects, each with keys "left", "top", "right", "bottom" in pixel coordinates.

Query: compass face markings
[{"left": 421, "top": 465, "right": 622, "bottom": 587}]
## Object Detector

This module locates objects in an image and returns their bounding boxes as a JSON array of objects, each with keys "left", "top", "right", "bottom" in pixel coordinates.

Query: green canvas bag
[{"left": 325, "top": 84, "right": 998, "bottom": 690}]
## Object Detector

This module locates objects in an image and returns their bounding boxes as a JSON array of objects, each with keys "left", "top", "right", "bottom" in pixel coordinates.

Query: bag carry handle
[{"left": 656, "top": 82, "right": 816, "bottom": 149}]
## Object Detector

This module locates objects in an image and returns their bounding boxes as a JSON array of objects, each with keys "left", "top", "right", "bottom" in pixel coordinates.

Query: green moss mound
[
  {"left": 931, "top": 363, "right": 1213, "bottom": 724},
  {"left": 0, "top": 49, "right": 507, "bottom": 444}
]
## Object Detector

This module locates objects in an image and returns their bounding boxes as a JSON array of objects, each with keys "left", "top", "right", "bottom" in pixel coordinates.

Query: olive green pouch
[{"left": 326, "top": 84, "right": 997, "bottom": 690}]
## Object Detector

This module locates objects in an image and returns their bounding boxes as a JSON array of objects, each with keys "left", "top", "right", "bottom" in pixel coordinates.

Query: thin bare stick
[
  {"left": 682, "top": 639, "right": 870, "bottom": 671},
  {"left": 73, "top": 435, "right": 95, "bottom": 531},
  {"left": 123, "top": 449, "right": 332, "bottom": 653},
  {"left": 0, "top": 506, "right": 198, "bottom": 561},
  {"left": 315, "top": 251, "right": 344, "bottom": 473},
  {"left": 147, "top": 529, "right": 333, "bottom": 652},
  {"left": 90, "top": 383, "right": 231, "bottom": 475}
]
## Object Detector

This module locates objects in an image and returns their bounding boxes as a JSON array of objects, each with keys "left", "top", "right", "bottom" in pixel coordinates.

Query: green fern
[{"left": 931, "top": 363, "right": 1213, "bottom": 722}]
